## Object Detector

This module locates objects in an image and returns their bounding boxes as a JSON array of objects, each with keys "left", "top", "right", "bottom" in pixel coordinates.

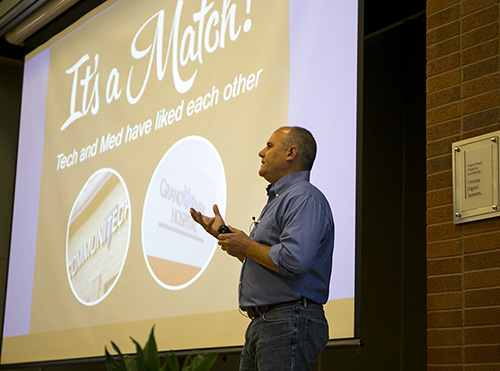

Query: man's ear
[{"left": 286, "top": 146, "right": 298, "bottom": 161}]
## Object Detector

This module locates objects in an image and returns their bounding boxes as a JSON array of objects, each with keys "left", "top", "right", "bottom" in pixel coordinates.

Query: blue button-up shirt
[{"left": 239, "top": 171, "right": 334, "bottom": 308}]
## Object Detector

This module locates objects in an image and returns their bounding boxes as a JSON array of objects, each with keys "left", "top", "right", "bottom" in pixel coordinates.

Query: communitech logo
[
  {"left": 142, "top": 136, "right": 226, "bottom": 290},
  {"left": 66, "top": 168, "right": 131, "bottom": 306}
]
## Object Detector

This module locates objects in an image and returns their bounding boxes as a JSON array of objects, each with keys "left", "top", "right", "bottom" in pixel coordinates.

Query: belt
[{"left": 244, "top": 298, "right": 315, "bottom": 320}]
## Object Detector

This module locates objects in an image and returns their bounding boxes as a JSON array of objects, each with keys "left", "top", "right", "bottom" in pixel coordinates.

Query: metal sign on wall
[{"left": 453, "top": 130, "right": 500, "bottom": 224}]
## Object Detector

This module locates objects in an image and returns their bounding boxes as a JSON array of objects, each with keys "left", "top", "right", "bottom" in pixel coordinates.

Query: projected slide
[{"left": 2, "top": 0, "right": 359, "bottom": 365}]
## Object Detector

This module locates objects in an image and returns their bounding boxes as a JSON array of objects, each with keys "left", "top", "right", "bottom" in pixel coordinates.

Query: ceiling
[
  {"left": 0, "top": 0, "right": 426, "bottom": 60},
  {"left": 0, "top": 0, "right": 48, "bottom": 36},
  {"left": 0, "top": 0, "right": 104, "bottom": 59}
]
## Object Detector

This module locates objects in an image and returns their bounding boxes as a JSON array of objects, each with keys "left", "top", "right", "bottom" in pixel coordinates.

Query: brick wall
[{"left": 426, "top": 0, "right": 500, "bottom": 369}]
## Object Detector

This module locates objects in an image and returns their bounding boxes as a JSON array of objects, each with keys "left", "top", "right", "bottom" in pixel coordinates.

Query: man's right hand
[{"left": 190, "top": 204, "right": 225, "bottom": 238}]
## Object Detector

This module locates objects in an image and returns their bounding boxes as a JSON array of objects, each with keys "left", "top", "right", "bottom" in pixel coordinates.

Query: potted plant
[{"left": 105, "top": 326, "right": 217, "bottom": 371}]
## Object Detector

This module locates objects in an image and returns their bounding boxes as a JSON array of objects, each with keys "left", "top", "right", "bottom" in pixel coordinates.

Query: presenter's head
[{"left": 258, "top": 126, "right": 317, "bottom": 184}]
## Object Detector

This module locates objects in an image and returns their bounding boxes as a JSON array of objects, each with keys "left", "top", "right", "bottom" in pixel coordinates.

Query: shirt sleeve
[{"left": 268, "top": 194, "right": 332, "bottom": 276}]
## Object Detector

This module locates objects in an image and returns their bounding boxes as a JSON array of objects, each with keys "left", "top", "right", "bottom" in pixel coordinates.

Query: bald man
[{"left": 191, "top": 126, "right": 334, "bottom": 370}]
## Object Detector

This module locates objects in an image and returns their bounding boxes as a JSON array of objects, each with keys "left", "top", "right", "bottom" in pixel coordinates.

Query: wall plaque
[{"left": 453, "top": 131, "right": 500, "bottom": 224}]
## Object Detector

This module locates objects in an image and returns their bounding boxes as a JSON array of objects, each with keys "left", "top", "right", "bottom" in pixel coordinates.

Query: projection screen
[{"left": 2, "top": 0, "right": 359, "bottom": 365}]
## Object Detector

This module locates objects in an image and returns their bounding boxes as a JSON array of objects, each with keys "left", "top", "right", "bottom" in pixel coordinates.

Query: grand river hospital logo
[
  {"left": 142, "top": 136, "right": 226, "bottom": 290},
  {"left": 66, "top": 168, "right": 131, "bottom": 305}
]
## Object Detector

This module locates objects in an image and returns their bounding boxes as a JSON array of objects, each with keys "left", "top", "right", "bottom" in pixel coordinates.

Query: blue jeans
[{"left": 239, "top": 301, "right": 329, "bottom": 371}]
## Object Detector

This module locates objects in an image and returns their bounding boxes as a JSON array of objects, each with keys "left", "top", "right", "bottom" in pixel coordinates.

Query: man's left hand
[
  {"left": 217, "top": 226, "right": 250, "bottom": 261},
  {"left": 218, "top": 226, "right": 279, "bottom": 272}
]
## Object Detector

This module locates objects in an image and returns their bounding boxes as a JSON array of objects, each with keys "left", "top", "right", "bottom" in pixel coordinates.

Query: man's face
[{"left": 258, "top": 128, "right": 290, "bottom": 184}]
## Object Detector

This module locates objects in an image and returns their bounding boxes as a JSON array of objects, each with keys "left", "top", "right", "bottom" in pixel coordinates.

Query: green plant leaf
[
  {"left": 143, "top": 326, "right": 160, "bottom": 370},
  {"left": 111, "top": 340, "right": 127, "bottom": 365},
  {"left": 130, "top": 337, "right": 147, "bottom": 370},
  {"left": 105, "top": 326, "right": 217, "bottom": 371},
  {"left": 162, "top": 351, "right": 180, "bottom": 371},
  {"left": 104, "top": 347, "right": 126, "bottom": 371},
  {"left": 124, "top": 355, "right": 139, "bottom": 371},
  {"left": 197, "top": 353, "right": 218, "bottom": 371},
  {"left": 180, "top": 353, "right": 193, "bottom": 371},
  {"left": 182, "top": 353, "right": 217, "bottom": 371}
]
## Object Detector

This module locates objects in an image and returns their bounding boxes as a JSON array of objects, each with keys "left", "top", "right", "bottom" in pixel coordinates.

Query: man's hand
[
  {"left": 217, "top": 226, "right": 251, "bottom": 261},
  {"left": 190, "top": 204, "right": 225, "bottom": 238},
  {"left": 218, "top": 226, "right": 279, "bottom": 272}
]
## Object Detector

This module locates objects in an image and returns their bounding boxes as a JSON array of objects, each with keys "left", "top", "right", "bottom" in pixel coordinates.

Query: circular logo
[
  {"left": 142, "top": 136, "right": 226, "bottom": 290},
  {"left": 66, "top": 168, "right": 131, "bottom": 306}
]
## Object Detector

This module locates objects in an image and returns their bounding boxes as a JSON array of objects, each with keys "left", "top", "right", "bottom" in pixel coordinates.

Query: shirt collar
[{"left": 266, "top": 171, "right": 310, "bottom": 198}]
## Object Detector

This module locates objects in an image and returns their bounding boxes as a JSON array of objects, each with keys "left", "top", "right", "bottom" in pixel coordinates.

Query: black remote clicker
[{"left": 218, "top": 225, "right": 230, "bottom": 234}]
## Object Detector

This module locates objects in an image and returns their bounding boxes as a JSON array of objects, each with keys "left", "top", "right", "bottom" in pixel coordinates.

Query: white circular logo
[
  {"left": 66, "top": 168, "right": 131, "bottom": 306},
  {"left": 142, "top": 136, "right": 226, "bottom": 290}
]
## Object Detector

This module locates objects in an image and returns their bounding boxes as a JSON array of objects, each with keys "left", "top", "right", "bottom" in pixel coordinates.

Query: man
[{"left": 190, "top": 126, "right": 334, "bottom": 370}]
